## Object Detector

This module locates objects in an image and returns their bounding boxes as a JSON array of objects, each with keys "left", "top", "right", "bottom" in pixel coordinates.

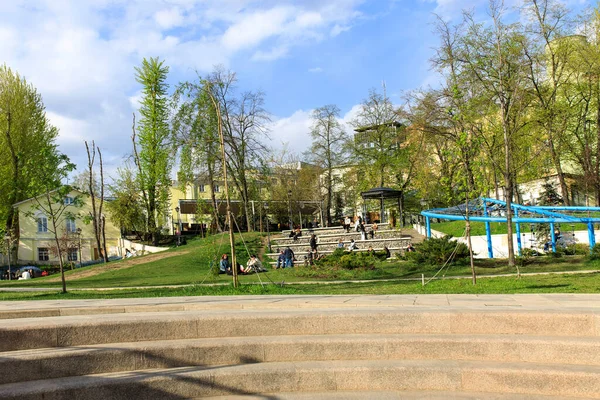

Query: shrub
[
  {"left": 405, "top": 235, "right": 471, "bottom": 266},
  {"left": 564, "top": 243, "right": 589, "bottom": 256},
  {"left": 588, "top": 244, "right": 600, "bottom": 261}
]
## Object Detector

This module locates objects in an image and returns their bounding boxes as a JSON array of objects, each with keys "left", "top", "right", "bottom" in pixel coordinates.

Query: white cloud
[
  {"left": 308, "top": 67, "right": 323, "bottom": 73},
  {"left": 331, "top": 24, "right": 351, "bottom": 36},
  {"left": 252, "top": 46, "right": 289, "bottom": 62},
  {"left": 221, "top": 7, "right": 293, "bottom": 51},
  {"left": 154, "top": 8, "right": 184, "bottom": 29},
  {"left": 1, "top": 0, "right": 368, "bottom": 175},
  {"left": 268, "top": 110, "right": 314, "bottom": 156}
]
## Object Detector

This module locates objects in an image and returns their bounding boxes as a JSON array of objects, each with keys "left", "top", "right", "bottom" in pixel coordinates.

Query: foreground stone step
[
  {"left": 3, "top": 308, "right": 599, "bottom": 352},
  {"left": 3, "top": 334, "right": 600, "bottom": 384},
  {"left": 2, "top": 359, "right": 600, "bottom": 399},
  {"left": 202, "top": 391, "right": 592, "bottom": 400}
]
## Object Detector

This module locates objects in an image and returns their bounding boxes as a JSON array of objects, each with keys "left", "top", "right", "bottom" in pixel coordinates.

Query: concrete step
[
  {"left": 3, "top": 308, "right": 599, "bottom": 352},
  {"left": 270, "top": 237, "right": 411, "bottom": 254},
  {"left": 2, "top": 359, "right": 600, "bottom": 399},
  {"left": 3, "top": 334, "right": 600, "bottom": 384},
  {"left": 266, "top": 246, "right": 403, "bottom": 260},
  {"left": 201, "top": 391, "right": 592, "bottom": 400},
  {"left": 280, "top": 223, "right": 391, "bottom": 236},
  {"left": 274, "top": 229, "right": 402, "bottom": 245}
]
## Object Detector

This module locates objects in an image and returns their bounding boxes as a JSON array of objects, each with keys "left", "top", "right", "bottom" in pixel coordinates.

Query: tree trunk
[
  {"left": 85, "top": 141, "right": 104, "bottom": 261},
  {"left": 4, "top": 112, "right": 20, "bottom": 233},
  {"left": 207, "top": 163, "right": 222, "bottom": 232},
  {"left": 548, "top": 137, "right": 570, "bottom": 205}
]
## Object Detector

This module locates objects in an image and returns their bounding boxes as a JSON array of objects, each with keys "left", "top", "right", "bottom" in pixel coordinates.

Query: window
[
  {"left": 214, "top": 184, "right": 220, "bottom": 192},
  {"left": 66, "top": 218, "right": 76, "bottom": 233},
  {"left": 38, "top": 248, "right": 49, "bottom": 262},
  {"left": 37, "top": 217, "right": 48, "bottom": 233},
  {"left": 67, "top": 248, "right": 78, "bottom": 262},
  {"left": 64, "top": 196, "right": 74, "bottom": 205},
  {"left": 199, "top": 184, "right": 205, "bottom": 192}
]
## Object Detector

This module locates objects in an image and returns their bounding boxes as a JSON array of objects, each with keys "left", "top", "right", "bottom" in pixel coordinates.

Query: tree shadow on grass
[{"left": 523, "top": 284, "right": 571, "bottom": 290}]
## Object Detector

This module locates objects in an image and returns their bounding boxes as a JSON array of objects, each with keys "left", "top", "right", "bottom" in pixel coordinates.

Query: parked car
[{"left": 13, "top": 266, "right": 44, "bottom": 279}]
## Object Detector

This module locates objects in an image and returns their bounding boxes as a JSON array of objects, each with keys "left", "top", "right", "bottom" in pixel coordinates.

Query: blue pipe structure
[
  {"left": 515, "top": 209, "right": 522, "bottom": 256},
  {"left": 420, "top": 197, "right": 600, "bottom": 258},
  {"left": 483, "top": 201, "right": 493, "bottom": 258}
]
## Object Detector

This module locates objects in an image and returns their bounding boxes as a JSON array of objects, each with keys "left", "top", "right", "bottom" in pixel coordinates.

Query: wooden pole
[{"left": 205, "top": 81, "right": 238, "bottom": 287}]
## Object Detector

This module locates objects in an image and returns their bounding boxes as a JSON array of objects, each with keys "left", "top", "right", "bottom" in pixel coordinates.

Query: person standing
[
  {"left": 309, "top": 234, "right": 318, "bottom": 252},
  {"left": 284, "top": 246, "right": 295, "bottom": 268}
]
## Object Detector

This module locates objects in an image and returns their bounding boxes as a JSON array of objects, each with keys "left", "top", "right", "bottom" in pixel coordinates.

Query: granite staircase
[{"left": 1, "top": 299, "right": 599, "bottom": 399}]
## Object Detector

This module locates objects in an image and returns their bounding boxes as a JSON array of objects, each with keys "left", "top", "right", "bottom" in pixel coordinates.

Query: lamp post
[
  {"left": 264, "top": 202, "right": 271, "bottom": 253},
  {"left": 175, "top": 206, "right": 182, "bottom": 246},
  {"left": 4, "top": 234, "right": 11, "bottom": 281},
  {"left": 76, "top": 228, "right": 82, "bottom": 267},
  {"left": 287, "top": 190, "right": 293, "bottom": 230}
]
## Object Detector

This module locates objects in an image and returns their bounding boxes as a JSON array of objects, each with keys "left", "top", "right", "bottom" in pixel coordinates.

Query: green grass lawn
[
  {"left": 1, "top": 271, "right": 599, "bottom": 300},
  {"left": 2, "top": 231, "right": 600, "bottom": 300},
  {"left": 432, "top": 220, "right": 593, "bottom": 237}
]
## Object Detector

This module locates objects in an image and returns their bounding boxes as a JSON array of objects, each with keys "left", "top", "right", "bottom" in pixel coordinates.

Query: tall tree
[
  {"left": 523, "top": 0, "right": 575, "bottom": 204},
  {"left": 307, "top": 104, "right": 348, "bottom": 226},
  {"left": 133, "top": 57, "right": 172, "bottom": 244},
  {"left": 172, "top": 76, "right": 223, "bottom": 232},
  {"left": 0, "top": 64, "right": 63, "bottom": 235},
  {"left": 460, "top": 3, "right": 534, "bottom": 270},
  {"left": 209, "top": 67, "right": 270, "bottom": 232},
  {"left": 350, "top": 88, "right": 399, "bottom": 189}
]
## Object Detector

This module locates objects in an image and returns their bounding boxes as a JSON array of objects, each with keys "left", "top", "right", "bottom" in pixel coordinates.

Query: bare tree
[
  {"left": 306, "top": 105, "right": 348, "bottom": 226},
  {"left": 460, "top": 2, "right": 534, "bottom": 271},
  {"left": 85, "top": 141, "right": 108, "bottom": 262},
  {"left": 209, "top": 68, "right": 271, "bottom": 232}
]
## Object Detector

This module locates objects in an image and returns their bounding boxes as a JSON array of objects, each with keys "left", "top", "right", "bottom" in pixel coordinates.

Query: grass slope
[{"left": 1, "top": 231, "right": 600, "bottom": 300}]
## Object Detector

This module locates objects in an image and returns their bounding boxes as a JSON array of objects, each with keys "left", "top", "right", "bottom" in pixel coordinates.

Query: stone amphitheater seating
[
  {"left": 0, "top": 296, "right": 599, "bottom": 399},
  {"left": 269, "top": 224, "right": 410, "bottom": 260}
]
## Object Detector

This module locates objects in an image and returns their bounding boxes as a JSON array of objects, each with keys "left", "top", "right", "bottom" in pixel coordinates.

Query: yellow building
[{"left": 13, "top": 189, "right": 121, "bottom": 265}]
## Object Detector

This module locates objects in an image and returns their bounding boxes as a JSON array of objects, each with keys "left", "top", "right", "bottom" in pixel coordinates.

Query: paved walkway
[
  {"left": 1, "top": 294, "right": 600, "bottom": 318},
  {"left": 1, "top": 268, "right": 598, "bottom": 293}
]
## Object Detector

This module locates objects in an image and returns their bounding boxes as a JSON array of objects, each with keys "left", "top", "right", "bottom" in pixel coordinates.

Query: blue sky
[{"left": 0, "top": 0, "right": 592, "bottom": 177}]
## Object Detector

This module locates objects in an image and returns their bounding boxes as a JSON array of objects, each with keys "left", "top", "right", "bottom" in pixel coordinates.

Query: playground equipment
[{"left": 421, "top": 197, "right": 600, "bottom": 258}]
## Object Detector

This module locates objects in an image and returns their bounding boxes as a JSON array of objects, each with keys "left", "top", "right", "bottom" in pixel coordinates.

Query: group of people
[
  {"left": 275, "top": 246, "right": 296, "bottom": 268},
  {"left": 219, "top": 253, "right": 267, "bottom": 275},
  {"left": 342, "top": 216, "right": 377, "bottom": 240}
]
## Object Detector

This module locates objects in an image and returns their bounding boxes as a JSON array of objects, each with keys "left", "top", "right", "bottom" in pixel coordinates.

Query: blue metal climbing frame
[{"left": 420, "top": 197, "right": 600, "bottom": 258}]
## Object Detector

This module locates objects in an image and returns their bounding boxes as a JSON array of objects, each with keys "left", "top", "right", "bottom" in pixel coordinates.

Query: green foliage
[
  {"left": 588, "top": 244, "right": 600, "bottom": 261},
  {"left": 564, "top": 243, "right": 589, "bottom": 256},
  {"left": 134, "top": 57, "right": 172, "bottom": 240},
  {"left": 0, "top": 64, "right": 64, "bottom": 232},
  {"left": 405, "top": 235, "right": 470, "bottom": 265},
  {"left": 107, "top": 164, "right": 146, "bottom": 234}
]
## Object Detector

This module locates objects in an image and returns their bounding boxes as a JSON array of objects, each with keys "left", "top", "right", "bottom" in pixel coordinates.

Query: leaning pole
[{"left": 205, "top": 81, "right": 238, "bottom": 288}]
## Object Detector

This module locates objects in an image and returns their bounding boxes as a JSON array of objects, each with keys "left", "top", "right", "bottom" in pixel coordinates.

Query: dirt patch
[{"left": 45, "top": 250, "right": 191, "bottom": 281}]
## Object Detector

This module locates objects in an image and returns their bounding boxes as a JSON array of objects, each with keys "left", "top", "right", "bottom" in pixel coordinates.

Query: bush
[
  {"left": 564, "top": 243, "right": 589, "bottom": 256},
  {"left": 588, "top": 244, "right": 600, "bottom": 261},
  {"left": 405, "top": 235, "right": 471, "bottom": 266}
]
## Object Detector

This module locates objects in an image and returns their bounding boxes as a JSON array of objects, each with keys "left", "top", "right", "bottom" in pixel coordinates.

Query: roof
[
  {"left": 354, "top": 121, "right": 402, "bottom": 133},
  {"left": 12, "top": 188, "right": 88, "bottom": 208},
  {"left": 361, "top": 187, "right": 403, "bottom": 199}
]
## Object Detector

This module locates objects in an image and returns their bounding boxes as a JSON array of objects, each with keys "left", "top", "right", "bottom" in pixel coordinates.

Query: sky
[{"left": 0, "top": 0, "right": 593, "bottom": 180}]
